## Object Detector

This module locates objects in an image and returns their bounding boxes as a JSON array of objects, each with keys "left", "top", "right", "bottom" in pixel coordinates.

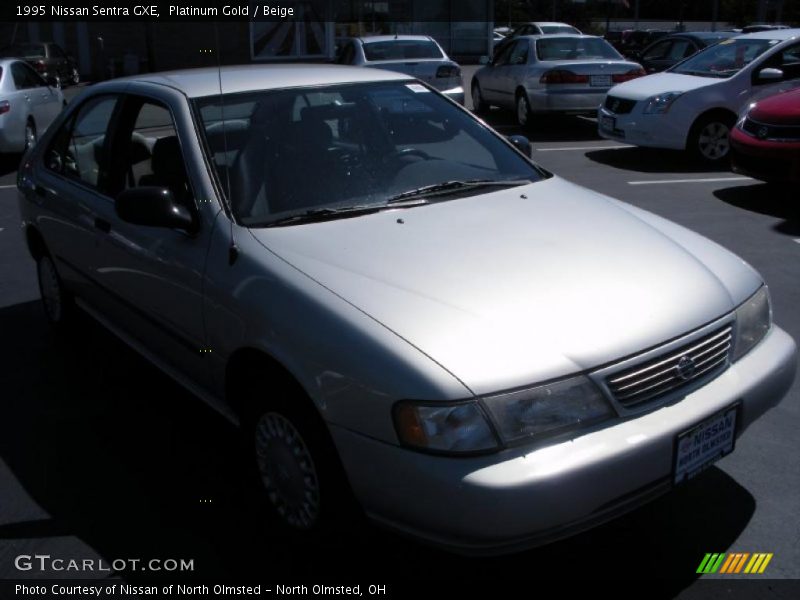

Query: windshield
[
  {"left": 195, "top": 81, "right": 544, "bottom": 226},
  {"left": 363, "top": 40, "right": 443, "bottom": 61},
  {"left": 671, "top": 38, "right": 776, "bottom": 77},
  {"left": 536, "top": 37, "right": 622, "bottom": 61},
  {"left": 540, "top": 25, "right": 581, "bottom": 35},
  {"left": 0, "top": 43, "right": 45, "bottom": 58}
]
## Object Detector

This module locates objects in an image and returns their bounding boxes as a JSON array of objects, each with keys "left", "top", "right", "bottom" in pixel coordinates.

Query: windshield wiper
[
  {"left": 262, "top": 205, "right": 383, "bottom": 227},
  {"left": 385, "top": 179, "right": 531, "bottom": 204}
]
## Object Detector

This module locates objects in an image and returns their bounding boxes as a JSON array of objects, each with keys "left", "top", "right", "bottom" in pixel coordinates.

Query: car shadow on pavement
[
  {"left": 0, "top": 300, "right": 757, "bottom": 589},
  {"left": 480, "top": 110, "right": 603, "bottom": 143},
  {"left": 0, "top": 154, "right": 23, "bottom": 178},
  {"left": 585, "top": 147, "right": 730, "bottom": 174},
  {"left": 714, "top": 184, "right": 800, "bottom": 236}
]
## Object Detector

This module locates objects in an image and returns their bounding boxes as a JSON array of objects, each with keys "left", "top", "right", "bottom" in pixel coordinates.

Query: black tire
[
  {"left": 37, "top": 254, "right": 75, "bottom": 331},
  {"left": 245, "top": 384, "right": 360, "bottom": 538},
  {"left": 688, "top": 112, "right": 736, "bottom": 163},
  {"left": 515, "top": 90, "right": 532, "bottom": 128},
  {"left": 24, "top": 119, "right": 36, "bottom": 153},
  {"left": 471, "top": 80, "right": 490, "bottom": 115}
]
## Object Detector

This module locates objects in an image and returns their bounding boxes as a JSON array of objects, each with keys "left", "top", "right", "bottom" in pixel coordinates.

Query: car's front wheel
[
  {"left": 471, "top": 80, "right": 489, "bottom": 114},
  {"left": 37, "top": 254, "right": 75, "bottom": 329},
  {"left": 689, "top": 113, "right": 735, "bottom": 163},
  {"left": 247, "top": 390, "right": 358, "bottom": 536}
]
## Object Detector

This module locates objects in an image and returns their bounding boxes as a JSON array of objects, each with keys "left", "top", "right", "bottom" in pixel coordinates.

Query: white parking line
[
  {"left": 628, "top": 177, "right": 753, "bottom": 186},
  {"left": 536, "top": 145, "right": 630, "bottom": 152},
  {"left": 0, "top": 184, "right": 17, "bottom": 189}
]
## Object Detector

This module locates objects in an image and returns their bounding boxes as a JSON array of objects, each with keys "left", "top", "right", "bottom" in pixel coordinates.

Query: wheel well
[
  {"left": 687, "top": 108, "right": 737, "bottom": 142},
  {"left": 515, "top": 86, "right": 527, "bottom": 99},
  {"left": 225, "top": 348, "right": 312, "bottom": 420},
  {"left": 25, "top": 226, "right": 47, "bottom": 262}
]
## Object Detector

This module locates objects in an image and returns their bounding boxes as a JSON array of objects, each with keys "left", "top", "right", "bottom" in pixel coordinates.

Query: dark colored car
[
  {"left": 0, "top": 42, "right": 80, "bottom": 87},
  {"left": 635, "top": 32, "right": 738, "bottom": 73},
  {"left": 731, "top": 87, "right": 800, "bottom": 183},
  {"left": 618, "top": 29, "right": 671, "bottom": 59}
]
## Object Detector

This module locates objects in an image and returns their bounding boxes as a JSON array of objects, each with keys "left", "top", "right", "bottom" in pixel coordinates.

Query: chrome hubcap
[
  {"left": 255, "top": 412, "right": 320, "bottom": 530},
  {"left": 517, "top": 96, "right": 528, "bottom": 125},
  {"left": 698, "top": 122, "right": 730, "bottom": 160},
  {"left": 38, "top": 257, "right": 62, "bottom": 322}
]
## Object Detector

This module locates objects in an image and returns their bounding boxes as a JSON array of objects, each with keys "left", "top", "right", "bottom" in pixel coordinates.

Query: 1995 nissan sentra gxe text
[{"left": 16, "top": 64, "right": 797, "bottom": 554}]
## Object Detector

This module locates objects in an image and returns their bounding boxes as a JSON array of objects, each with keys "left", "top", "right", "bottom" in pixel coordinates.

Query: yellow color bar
[{"left": 758, "top": 553, "right": 773, "bottom": 574}]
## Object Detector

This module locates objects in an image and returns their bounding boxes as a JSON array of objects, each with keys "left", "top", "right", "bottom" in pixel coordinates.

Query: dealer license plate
[
  {"left": 674, "top": 405, "right": 738, "bottom": 485},
  {"left": 600, "top": 115, "right": 615, "bottom": 132},
  {"left": 591, "top": 75, "right": 612, "bottom": 87}
]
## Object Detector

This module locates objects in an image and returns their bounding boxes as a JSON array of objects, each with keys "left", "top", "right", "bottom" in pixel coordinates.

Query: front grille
[
  {"left": 742, "top": 116, "right": 800, "bottom": 141},
  {"left": 604, "top": 95, "right": 636, "bottom": 114},
  {"left": 606, "top": 326, "right": 733, "bottom": 409}
]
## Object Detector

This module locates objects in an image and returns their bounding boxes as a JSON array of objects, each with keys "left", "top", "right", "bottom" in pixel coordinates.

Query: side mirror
[
  {"left": 479, "top": 55, "right": 491, "bottom": 66},
  {"left": 45, "top": 75, "right": 60, "bottom": 88},
  {"left": 115, "top": 187, "right": 194, "bottom": 231},
  {"left": 507, "top": 135, "right": 532, "bottom": 157},
  {"left": 757, "top": 67, "right": 783, "bottom": 81}
]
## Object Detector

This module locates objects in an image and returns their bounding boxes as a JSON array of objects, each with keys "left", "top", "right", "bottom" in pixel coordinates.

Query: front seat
[{"left": 139, "top": 136, "right": 192, "bottom": 207}]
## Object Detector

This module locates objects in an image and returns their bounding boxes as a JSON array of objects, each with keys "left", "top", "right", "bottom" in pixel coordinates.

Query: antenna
[{"left": 213, "top": 21, "right": 239, "bottom": 265}]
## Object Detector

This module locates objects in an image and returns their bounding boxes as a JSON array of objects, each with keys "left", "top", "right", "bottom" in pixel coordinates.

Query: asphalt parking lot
[{"left": 0, "top": 73, "right": 797, "bottom": 591}]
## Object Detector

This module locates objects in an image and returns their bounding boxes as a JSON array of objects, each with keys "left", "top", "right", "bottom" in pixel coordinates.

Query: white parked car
[
  {"left": 0, "top": 58, "right": 65, "bottom": 154},
  {"left": 598, "top": 29, "right": 800, "bottom": 162}
]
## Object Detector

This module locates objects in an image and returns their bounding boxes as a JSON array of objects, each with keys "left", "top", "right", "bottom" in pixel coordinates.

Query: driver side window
[{"left": 509, "top": 40, "right": 530, "bottom": 65}]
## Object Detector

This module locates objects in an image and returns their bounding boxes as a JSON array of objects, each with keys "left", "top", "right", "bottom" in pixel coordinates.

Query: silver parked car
[
  {"left": 0, "top": 58, "right": 64, "bottom": 154},
  {"left": 17, "top": 65, "right": 796, "bottom": 554},
  {"left": 336, "top": 35, "right": 464, "bottom": 104},
  {"left": 473, "top": 35, "right": 645, "bottom": 126}
]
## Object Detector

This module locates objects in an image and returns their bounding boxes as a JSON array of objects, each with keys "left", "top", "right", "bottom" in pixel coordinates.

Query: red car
[{"left": 731, "top": 87, "right": 800, "bottom": 183}]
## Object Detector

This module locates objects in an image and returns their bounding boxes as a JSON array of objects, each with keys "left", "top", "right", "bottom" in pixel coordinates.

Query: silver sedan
[
  {"left": 336, "top": 35, "right": 464, "bottom": 104},
  {"left": 17, "top": 65, "right": 796, "bottom": 554},
  {"left": 0, "top": 58, "right": 64, "bottom": 153},
  {"left": 472, "top": 34, "right": 645, "bottom": 126}
]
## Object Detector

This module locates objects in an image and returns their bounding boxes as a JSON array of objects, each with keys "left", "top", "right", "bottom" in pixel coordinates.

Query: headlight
[
  {"left": 482, "top": 376, "right": 614, "bottom": 446},
  {"left": 733, "top": 286, "right": 771, "bottom": 362},
  {"left": 643, "top": 91, "right": 683, "bottom": 114},
  {"left": 393, "top": 401, "right": 499, "bottom": 454}
]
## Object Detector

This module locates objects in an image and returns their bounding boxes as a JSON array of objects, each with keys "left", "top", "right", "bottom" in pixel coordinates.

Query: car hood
[
  {"left": 249, "top": 177, "right": 760, "bottom": 395},
  {"left": 608, "top": 71, "right": 721, "bottom": 100},
  {"left": 750, "top": 88, "right": 800, "bottom": 125}
]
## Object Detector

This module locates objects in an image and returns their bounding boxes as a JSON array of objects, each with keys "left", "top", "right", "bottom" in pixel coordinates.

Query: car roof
[
  {"left": 107, "top": 64, "right": 411, "bottom": 99},
  {"left": 356, "top": 35, "right": 433, "bottom": 43},
  {"left": 518, "top": 34, "right": 600, "bottom": 41},
  {"left": 520, "top": 22, "right": 576, "bottom": 27},
  {"left": 678, "top": 31, "right": 738, "bottom": 40},
  {"left": 733, "top": 28, "right": 800, "bottom": 40}
]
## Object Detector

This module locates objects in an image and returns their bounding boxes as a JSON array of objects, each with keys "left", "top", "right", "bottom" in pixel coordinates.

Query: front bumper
[
  {"left": 598, "top": 105, "right": 688, "bottom": 150},
  {"left": 730, "top": 128, "right": 800, "bottom": 183},
  {"left": 331, "top": 326, "right": 796, "bottom": 554}
]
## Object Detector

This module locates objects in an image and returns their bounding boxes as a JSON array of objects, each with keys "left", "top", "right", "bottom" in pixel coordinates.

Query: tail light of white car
[{"left": 0, "top": 100, "right": 9, "bottom": 115}]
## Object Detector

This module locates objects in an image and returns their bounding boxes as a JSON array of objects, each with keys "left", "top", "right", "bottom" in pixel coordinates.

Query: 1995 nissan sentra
[{"left": 17, "top": 65, "right": 797, "bottom": 554}]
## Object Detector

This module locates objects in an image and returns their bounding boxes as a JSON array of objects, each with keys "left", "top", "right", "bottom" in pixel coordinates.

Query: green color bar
[{"left": 697, "top": 554, "right": 714, "bottom": 573}]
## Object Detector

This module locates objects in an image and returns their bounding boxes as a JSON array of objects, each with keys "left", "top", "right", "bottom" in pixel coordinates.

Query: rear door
[
  {"left": 492, "top": 39, "right": 530, "bottom": 108},
  {"left": 33, "top": 94, "right": 121, "bottom": 303}
]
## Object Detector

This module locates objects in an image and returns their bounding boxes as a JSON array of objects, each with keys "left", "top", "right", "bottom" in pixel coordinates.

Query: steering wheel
[{"left": 383, "top": 148, "right": 431, "bottom": 163}]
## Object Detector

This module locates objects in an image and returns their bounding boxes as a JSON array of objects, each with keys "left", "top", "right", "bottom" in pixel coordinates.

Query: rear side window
[
  {"left": 11, "top": 62, "right": 43, "bottom": 90},
  {"left": 46, "top": 95, "right": 119, "bottom": 190},
  {"left": 363, "top": 40, "right": 443, "bottom": 61}
]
